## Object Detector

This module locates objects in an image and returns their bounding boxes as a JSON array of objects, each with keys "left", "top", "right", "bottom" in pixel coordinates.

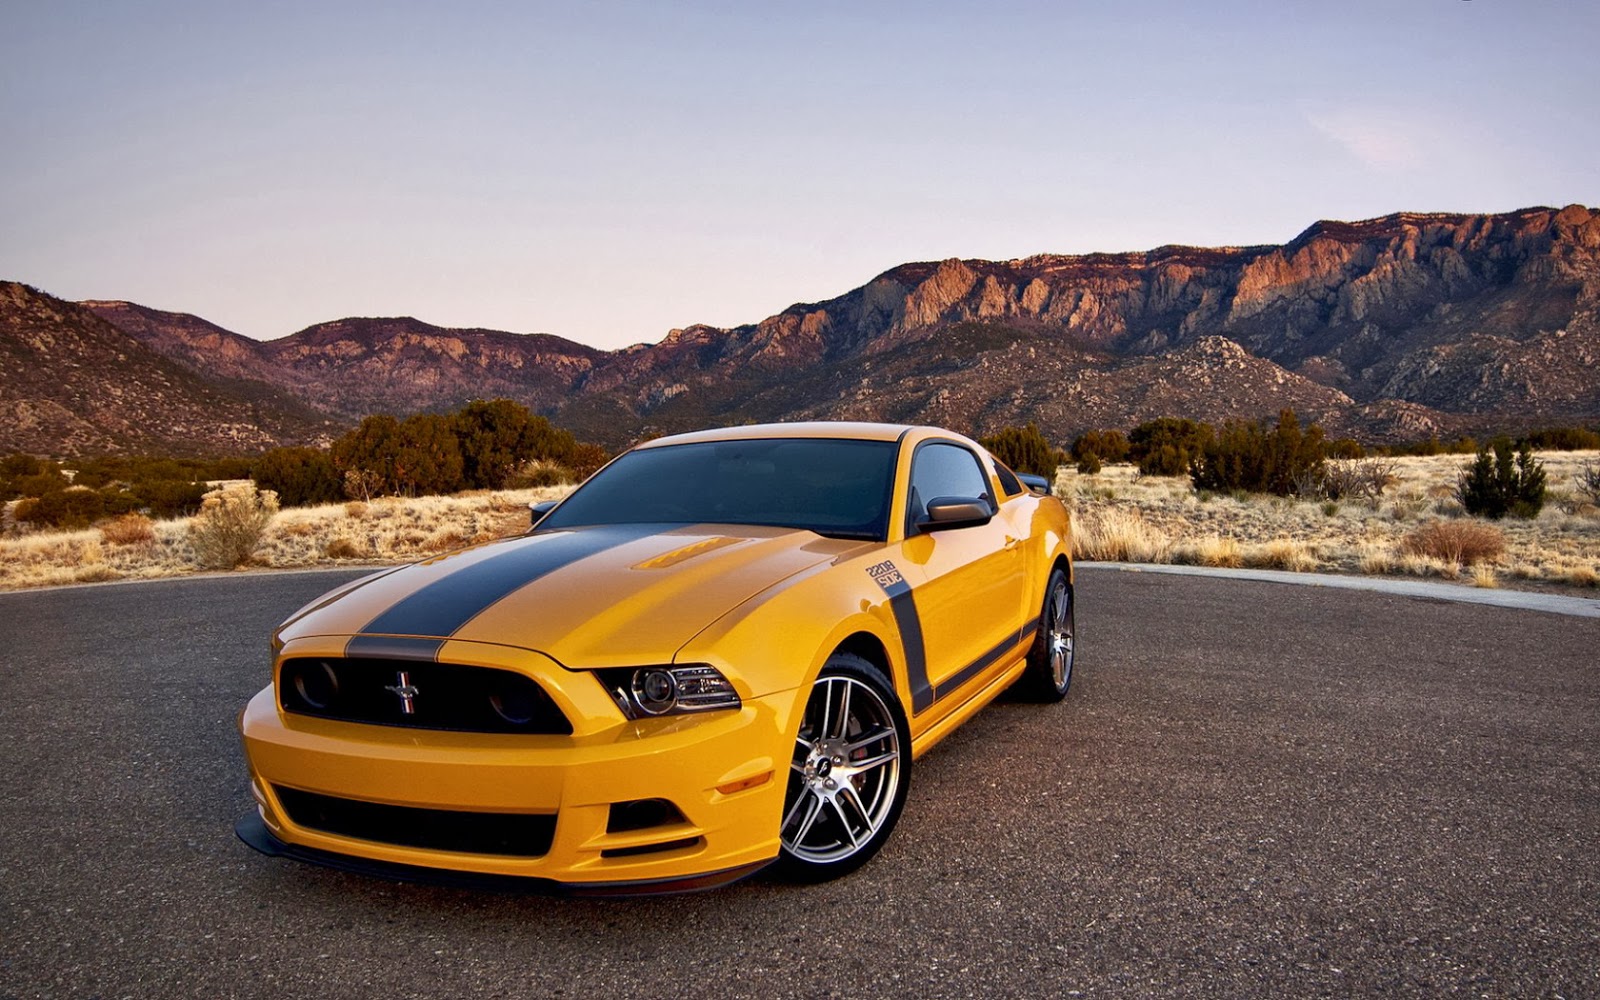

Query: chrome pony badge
[{"left": 385, "top": 670, "right": 420, "bottom": 715}]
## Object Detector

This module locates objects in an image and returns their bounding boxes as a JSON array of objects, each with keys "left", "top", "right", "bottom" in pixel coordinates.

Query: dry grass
[
  {"left": 0, "top": 485, "right": 571, "bottom": 590},
  {"left": 1400, "top": 520, "right": 1506, "bottom": 567},
  {"left": 1060, "top": 450, "right": 1600, "bottom": 592},
  {"left": 5, "top": 450, "right": 1599, "bottom": 595},
  {"left": 99, "top": 513, "right": 155, "bottom": 547},
  {"left": 1071, "top": 508, "right": 1171, "bottom": 563}
]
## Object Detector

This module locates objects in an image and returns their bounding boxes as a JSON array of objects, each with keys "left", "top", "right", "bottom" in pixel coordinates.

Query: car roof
[{"left": 636, "top": 421, "right": 921, "bottom": 449}]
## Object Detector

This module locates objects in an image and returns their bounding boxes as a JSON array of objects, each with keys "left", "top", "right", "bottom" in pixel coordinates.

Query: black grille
[
  {"left": 278, "top": 656, "right": 572, "bottom": 734},
  {"left": 275, "top": 786, "right": 556, "bottom": 857}
]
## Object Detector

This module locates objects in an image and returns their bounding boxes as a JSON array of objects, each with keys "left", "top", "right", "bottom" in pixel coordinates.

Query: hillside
[
  {"left": 0, "top": 283, "right": 338, "bottom": 456},
  {"left": 7, "top": 203, "right": 1598, "bottom": 454}
]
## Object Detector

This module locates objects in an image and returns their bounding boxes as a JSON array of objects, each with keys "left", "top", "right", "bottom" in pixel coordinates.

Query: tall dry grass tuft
[
  {"left": 1245, "top": 538, "right": 1318, "bottom": 572},
  {"left": 1071, "top": 508, "right": 1171, "bottom": 563},
  {"left": 99, "top": 513, "right": 155, "bottom": 546},
  {"left": 1401, "top": 520, "right": 1506, "bottom": 567},
  {"left": 1172, "top": 535, "right": 1243, "bottom": 568}
]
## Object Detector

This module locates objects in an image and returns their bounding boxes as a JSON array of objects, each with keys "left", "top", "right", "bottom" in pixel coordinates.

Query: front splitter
[{"left": 234, "top": 812, "right": 770, "bottom": 898}]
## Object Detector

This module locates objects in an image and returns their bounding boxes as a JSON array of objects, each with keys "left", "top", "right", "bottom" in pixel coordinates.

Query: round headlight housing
[{"left": 631, "top": 668, "right": 679, "bottom": 715}]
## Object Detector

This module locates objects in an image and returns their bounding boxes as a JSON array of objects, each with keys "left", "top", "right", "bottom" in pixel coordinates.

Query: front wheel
[
  {"left": 1018, "top": 566, "right": 1075, "bottom": 702},
  {"left": 773, "top": 653, "right": 911, "bottom": 882}
]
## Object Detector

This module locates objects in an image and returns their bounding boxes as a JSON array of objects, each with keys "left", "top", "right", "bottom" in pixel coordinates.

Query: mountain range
[{"left": 3, "top": 203, "right": 1598, "bottom": 457}]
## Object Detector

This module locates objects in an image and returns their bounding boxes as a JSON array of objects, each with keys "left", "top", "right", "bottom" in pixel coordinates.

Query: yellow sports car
[{"left": 237, "top": 421, "right": 1075, "bottom": 894}]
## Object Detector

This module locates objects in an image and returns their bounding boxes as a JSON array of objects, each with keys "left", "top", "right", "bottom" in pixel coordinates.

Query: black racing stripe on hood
[{"left": 347, "top": 524, "right": 658, "bottom": 649}]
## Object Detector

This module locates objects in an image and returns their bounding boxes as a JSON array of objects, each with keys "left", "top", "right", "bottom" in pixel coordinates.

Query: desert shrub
[
  {"left": 132, "top": 478, "right": 208, "bottom": 518},
  {"left": 1303, "top": 458, "right": 1398, "bottom": 504},
  {"left": 454, "top": 399, "right": 586, "bottom": 489},
  {"left": 1456, "top": 439, "right": 1546, "bottom": 519},
  {"left": 1327, "top": 438, "right": 1365, "bottom": 459},
  {"left": 564, "top": 442, "right": 611, "bottom": 480},
  {"left": 392, "top": 413, "right": 466, "bottom": 496},
  {"left": 1191, "top": 410, "right": 1326, "bottom": 497},
  {"left": 343, "top": 469, "right": 384, "bottom": 502},
  {"left": 1075, "top": 451, "right": 1102, "bottom": 475},
  {"left": 1128, "top": 418, "right": 1212, "bottom": 476},
  {"left": 1383, "top": 435, "right": 1480, "bottom": 457},
  {"left": 17, "top": 488, "right": 106, "bottom": 529},
  {"left": 978, "top": 423, "right": 1062, "bottom": 478},
  {"left": 1523, "top": 426, "right": 1600, "bottom": 451},
  {"left": 2, "top": 454, "right": 68, "bottom": 500},
  {"left": 1401, "top": 520, "right": 1506, "bottom": 566},
  {"left": 99, "top": 513, "right": 155, "bottom": 546},
  {"left": 253, "top": 447, "right": 342, "bottom": 507},
  {"left": 1071, "top": 429, "right": 1130, "bottom": 467},
  {"left": 189, "top": 483, "right": 279, "bottom": 569},
  {"left": 1576, "top": 461, "right": 1600, "bottom": 506}
]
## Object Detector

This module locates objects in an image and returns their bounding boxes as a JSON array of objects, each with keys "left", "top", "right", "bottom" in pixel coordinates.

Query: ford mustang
[{"left": 236, "top": 421, "right": 1075, "bottom": 894}]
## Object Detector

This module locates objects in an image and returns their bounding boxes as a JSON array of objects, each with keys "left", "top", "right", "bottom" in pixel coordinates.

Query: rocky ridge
[{"left": 7, "top": 204, "right": 1598, "bottom": 455}]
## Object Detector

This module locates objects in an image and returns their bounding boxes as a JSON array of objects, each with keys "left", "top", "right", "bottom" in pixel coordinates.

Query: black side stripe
[
  {"left": 1020, "top": 614, "right": 1041, "bottom": 641},
  {"left": 932, "top": 627, "right": 1031, "bottom": 703},
  {"left": 344, "top": 524, "right": 657, "bottom": 659},
  {"left": 877, "top": 576, "right": 933, "bottom": 715}
]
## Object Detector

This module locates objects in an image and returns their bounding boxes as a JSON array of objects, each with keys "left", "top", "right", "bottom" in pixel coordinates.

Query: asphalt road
[{"left": 1, "top": 567, "right": 1596, "bottom": 999}]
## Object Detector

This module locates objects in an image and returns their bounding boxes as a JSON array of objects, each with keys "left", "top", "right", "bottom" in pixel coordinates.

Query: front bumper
[{"left": 238, "top": 666, "right": 796, "bottom": 892}]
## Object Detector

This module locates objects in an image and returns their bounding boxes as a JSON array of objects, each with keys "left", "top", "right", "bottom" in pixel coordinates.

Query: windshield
[{"left": 538, "top": 437, "right": 899, "bottom": 540}]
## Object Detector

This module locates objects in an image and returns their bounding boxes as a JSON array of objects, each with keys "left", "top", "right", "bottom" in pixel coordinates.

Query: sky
[{"left": 2, "top": 1, "right": 1596, "bottom": 350}]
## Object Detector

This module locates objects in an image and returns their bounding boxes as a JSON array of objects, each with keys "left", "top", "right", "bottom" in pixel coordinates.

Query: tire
[
  {"left": 773, "top": 653, "right": 911, "bottom": 882},
  {"left": 1018, "top": 566, "right": 1075, "bottom": 702}
]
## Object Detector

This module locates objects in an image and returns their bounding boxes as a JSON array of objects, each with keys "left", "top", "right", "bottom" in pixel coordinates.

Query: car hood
[{"left": 277, "top": 523, "right": 864, "bottom": 668}]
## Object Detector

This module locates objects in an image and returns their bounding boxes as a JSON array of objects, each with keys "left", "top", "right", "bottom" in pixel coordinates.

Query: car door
[{"left": 895, "top": 439, "right": 1026, "bottom": 720}]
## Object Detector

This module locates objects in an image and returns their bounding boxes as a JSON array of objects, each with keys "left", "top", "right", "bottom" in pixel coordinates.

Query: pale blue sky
[{"left": 3, "top": 1, "right": 1596, "bottom": 349}]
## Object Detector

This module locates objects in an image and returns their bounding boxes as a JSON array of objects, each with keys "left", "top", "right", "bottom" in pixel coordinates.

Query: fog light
[{"left": 287, "top": 660, "right": 339, "bottom": 710}]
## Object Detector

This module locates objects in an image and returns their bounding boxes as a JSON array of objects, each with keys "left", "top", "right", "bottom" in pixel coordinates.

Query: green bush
[
  {"left": 252, "top": 447, "right": 343, "bottom": 508},
  {"left": 16, "top": 489, "right": 107, "bottom": 529},
  {"left": 1190, "top": 409, "right": 1327, "bottom": 497},
  {"left": 1457, "top": 439, "right": 1546, "bottom": 519},
  {"left": 1523, "top": 426, "right": 1600, "bottom": 451},
  {"left": 133, "top": 479, "right": 208, "bottom": 518},
  {"left": 978, "top": 423, "right": 1062, "bottom": 477},
  {"left": 1071, "top": 429, "right": 1130, "bottom": 466},
  {"left": 1128, "top": 418, "right": 1212, "bottom": 476}
]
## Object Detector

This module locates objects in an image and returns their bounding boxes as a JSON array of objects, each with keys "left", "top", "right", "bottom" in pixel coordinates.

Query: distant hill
[
  {"left": 5, "top": 203, "right": 1596, "bottom": 456},
  {"left": 0, "top": 283, "right": 338, "bottom": 456}
]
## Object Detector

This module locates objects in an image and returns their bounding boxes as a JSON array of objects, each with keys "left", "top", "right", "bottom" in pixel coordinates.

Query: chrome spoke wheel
[
  {"left": 1046, "top": 578, "right": 1074, "bottom": 688},
  {"left": 1020, "top": 566, "right": 1076, "bottom": 702},
  {"left": 781, "top": 673, "right": 903, "bottom": 866}
]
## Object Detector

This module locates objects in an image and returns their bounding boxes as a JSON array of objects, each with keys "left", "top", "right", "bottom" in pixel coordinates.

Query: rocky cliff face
[
  {"left": 15, "top": 204, "right": 1600, "bottom": 455},
  {"left": 558, "top": 204, "right": 1600, "bottom": 445}
]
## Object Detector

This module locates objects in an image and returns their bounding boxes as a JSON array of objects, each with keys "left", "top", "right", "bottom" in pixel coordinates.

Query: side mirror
[
  {"left": 916, "top": 496, "right": 993, "bottom": 533},
  {"left": 1018, "top": 473, "right": 1051, "bottom": 494},
  {"left": 529, "top": 499, "right": 559, "bottom": 529}
]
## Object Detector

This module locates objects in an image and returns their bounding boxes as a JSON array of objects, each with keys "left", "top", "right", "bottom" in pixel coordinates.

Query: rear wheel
[
  {"left": 773, "top": 654, "right": 910, "bottom": 882},
  {"left": 1018, "top": 566, "right": 1074, "bottom": 702}
]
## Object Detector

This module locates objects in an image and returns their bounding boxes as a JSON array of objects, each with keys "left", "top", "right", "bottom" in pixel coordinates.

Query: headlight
[{"left": 597, "top": 664, "right": 741, "bottom": 719}]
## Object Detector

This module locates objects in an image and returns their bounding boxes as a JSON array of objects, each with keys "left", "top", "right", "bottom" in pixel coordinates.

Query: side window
[
  {"left": 991, "top": 456, "right": 1024, "bottom": 498},
  {"left": 908, "top": 442, "right": 993, "bottom": 526}
]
